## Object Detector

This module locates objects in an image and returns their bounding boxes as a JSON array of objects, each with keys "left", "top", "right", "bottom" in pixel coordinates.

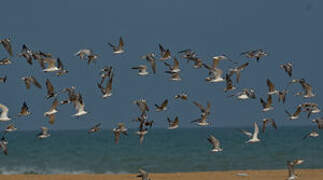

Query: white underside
[
  {"left": 39, "top": 134, "right": 50, "bottom": 139},
  {"left": 0, "top": 117, "right": 11, "bottom": 121},
  {"left": 136, "top": 131, "right": 148, "bottom": 135},
  {"left": 73, "top": 111, "right": 88, "bottom": 117},
  {"left": 138, "top": 72, "right": 149, "bottom": 76},
  {"left": 237, "top": 94, "right": 249, "bottom": 100},
  {"left": 197, "top": 122, "right": 209, "bottom": 126},
  {"left": 247, "top": 138, "right": 260, "bottom": 143},
  {"left": 103, "top": 93, "right": 112, "bottom": 98},
  {"left": 170, "top": 78, "right": 181, "bottom": 81},
  {"left": 168, "top": 125, "right": 178, "bottom": 130},
  {"left": 262, "top": 107, "right": 273, "bottom": 112},
  {"left": 113, "top": 50, "right": 124, "bottom": 54},
  {"left": 43, "top": 67, "right": 59, "bottom": 72},
  {"left": 44, "top": 109, "right": 57, "bottom": 116},
  {"left": 289, "top": 116, "right": 299, "bottom": 120},
  {"left": 211, "top": 148, "right": 223, "bottom": 152}
]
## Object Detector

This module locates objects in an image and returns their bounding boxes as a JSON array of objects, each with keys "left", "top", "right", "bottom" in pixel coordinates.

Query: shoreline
[{"left": 0, "top": 169, "right": 322, "bottom": 180}]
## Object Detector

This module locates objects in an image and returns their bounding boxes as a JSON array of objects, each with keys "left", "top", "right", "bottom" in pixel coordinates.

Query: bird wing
[{"left": 31, "top": 76, "right": 42, "bottom": 89}]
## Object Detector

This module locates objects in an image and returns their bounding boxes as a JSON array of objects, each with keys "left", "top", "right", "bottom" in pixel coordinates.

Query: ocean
[{"left": 0, "top": 126, "right": 322, "bottom": 174}]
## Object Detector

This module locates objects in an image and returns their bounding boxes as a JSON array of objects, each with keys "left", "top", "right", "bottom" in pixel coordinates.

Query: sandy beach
[{"left": 0, "top": 169, "right": 322, "bottom": 180}]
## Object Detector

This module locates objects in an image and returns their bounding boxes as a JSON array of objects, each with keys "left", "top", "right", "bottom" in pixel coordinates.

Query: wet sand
[{"left": 0, "top": 169, "right": 322, "bottom": 180}]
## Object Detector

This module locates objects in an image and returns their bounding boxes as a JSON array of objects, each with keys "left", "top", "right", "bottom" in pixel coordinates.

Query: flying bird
[
  {"left": 285, "top": 105, "right": 302, "bottom": 120},
  {"left": 0, "top": 57, "right": 12, "bottom": 65},
  {"left": 0, "top": 136, "right": 8, "bottom": 155},
  {"left": 97, "top": 73, "right": 113, "bottom": 98},
  {"left": 0, "top": 104, "right": 10, "bottom": 121},
  {"left": 280, "top": 63, "right": 293, "bottom": 77},
  {"left": 224, "top": 74, "right": 236, "bottom": 92},
  {"left": 167, "top": 116, "right": 179, "bottom": 129},
  {"left": 142, "top": 53, "right": 157, "bottom": 74},
  {"left": 38, "top": 127, "right": 50, "bottom": 139},
  {"left": 108, "top": 37, "right": 124, "bottom": 54},
  {"left": 155, "top": 99, "right": 168, "bottom": 112},
  {"left": 46, "top": 79, "right": 56, "bottom": 99},
  {"left": 132, "top": 65, "right": 149, "bottom": 76},
  {"left": 88, "top": 123, "right": 101, "bottom": 134},
  {"left": 18, "top": 44, "right": 33, "bottom": 65},
  {"left": 287, "top": 159, "right": 304, "bottom": 180},
  {"left": 266, "top": 79, "right": 278, "bottom": 95},
  {"left": 262, "top": 118, "right": 277, "bottom": 133},
  {"left": 0, "top": 38, "right": 13, "bottom": 56},
  {"left": 278, "top": 90, "right": 288, "bottom": 104},
  {"left": 164, "top": 57, "right": 180, "bottom": 73},
  {"left": 228, "top": 62, "right": 249, "bottom": 83},
  {"left": 44, "top": 98, "right": 59, "bottom": 116},
  {"left": 241, "top": 122, "right": 260, "bottom": 143},
  {"left": 5, "top": 124, "right": 17, "bottom": 133},
  {"left": 22, "top": 76, "right": 42, "bottom": 89},
  {"left": 0, "top": 76, "right": 7, "bottom": 83},
  {"left": 113, "top": 123, "right": 128, "bottom": 144},
  {"left": 312, "top": 117, "right": 323, "bottom": 129},
  {"left": 303, "top": 130, "right": 319, "bottom": 140},
  {"left": 159, "top": 44, "right": 171, "bottom": 60},
  {"left": 260, "top": 95, "right": 273, "bottom": 112},
  {"left": 136, "top": 169, "right": 151, "bottom": 180},
  {"left": 165, "top": 71, "right": 182, "bottom": 81},
  {"left": 208, "top": 135, "right": 223, "bottom": 152},
  {"left": 174, "top": 93, "right": 188, "bottom": 100},
  {"left": 72, "top": 93, "right": 88, "bottom": 117},
  {"left": 18, "top": 102, "right": 31, "bottom": 117}
]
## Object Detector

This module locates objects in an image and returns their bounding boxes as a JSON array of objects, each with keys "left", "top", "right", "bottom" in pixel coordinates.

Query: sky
[{"left": 0, "top": 0, "right": 322, "bottom": 130}]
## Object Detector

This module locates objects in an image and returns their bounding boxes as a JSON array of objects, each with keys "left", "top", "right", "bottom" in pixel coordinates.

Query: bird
[
  {"left": 134, "top": 99, "right": 149, "bottom": 115},
  {"left": 191, "top": 114, "right": 209, "bottom": 126},
  {"left": 155, "top": 99, "right": 168, "bottom": 112},
  {"left": 285, "top": 105, "right": 302, "bottom": 120},
  {"left": 224, "top": 74, "right": 236, "bottom": 92},
  {"left": 228, "top": 62, "right": 249, "bottom": 83},
  {"left": 5, "top": 124, "right": 17, "bottom": 132},
  {"left": 301, "top": 102, "right": 320, "bottom": 118},
  {"left": 113, "top": 123, "right": 128, "bottom": 144},
  {"left": 267, "top": 79, "right": 278, "bottom": 95},
  {"left": 136, "top": 120, "right": 149, "bottom": 144},
  {"left": 44, "top": 98, "right": 59, "bottom": 116},
  {"left": 0, "top": 136, "right": 8, "bottom": 155},
  {"left": 193, "top": 101, "right": 211, "bottom": 116},
  {"left": 47, "top": 114, "right": 56, "bottom": 125},
  {"left": 41, "top": 57, "right": 60, "bottom": 72},
  {"left": 46, "top": 79, "right": 56, "bottom": 99},
  {"left": 38, "top": 127, "right": 50, "bottom": 139},
  {"left": 165, "top": 71, "right": 181, "bottom": 81},
  {"left": 136, "top": 169, "right": 151, "bottom": 180},
  {"left": 0, "top": 76, "right": 7, "bottom": 83},
  {"left": 97, "top": 73, "right": 113, "bottom": 98},
  {"left": 18, "top": 44, "right": 33, "bottom": 65},
  {"left": 278, "top": 90, "right": 288, "bottom": 104},
  {"left": 74, "top": 49, "right": 93, "bottom": 60},
  {"left": 88, "top": 123, "right": 101, "bottom": 134},
  {"left": 132, "top": 65, "right": 149, "bottom": 76},
  {"left": 303, "top": 130, "right": 319, "bottom": 140},
  {"left": 241, "top": 122, "right": 260, "bottom": 143},
  {"left": 280, "top": 63, "right": 293, "bottom": 77},
  {"left": 262, "top": 118, "right": 277, "bottom": 133},
  {"left": 108, "top": 37, "right": 124, "bottom": 54},
  {"left": 174, "top": 93, "right": 188, "bottom": 100},
  {"left": 260, "top": 95, "right": 273, "bottom": 112},
  {"left": 0, "top": 57, "right": 12, "bottom": 65},
  {"left": 299, "top": 79, "right": 315, "bottom": 98},
  {"left": 187, "top": 57, "right": 203, "bottom": 69},
  {"left": 142, "top": 53, "right": 157, "bottom": 74},
  {"left": 22, "top": 76, "right": 42, "bottom": 89},
  {"left": 205, "top": 68, "right": 224, "bottom": 83},
  {"left": 56, "top": 58, "right": 69, "bottom": 76},
  {"left": 167, "top": 116, "right": 179, "bottom": 129},
  {"left": 286, "top": 159, "right": 304, "bottom": 180},
  {"left": 0, "top": 104, "right": 11, "bottom": 121},
  {"left": 18, "top": 102, "right": 31, "bottom": 117},
  {"left": 241, "top": 49, "right": 268, "bottom": 62},
  {"left": 159, "top": 44, "right": 171, "bottom": 60},
  {"left": 72, "top": 93, "right": 88, "bottom": 117},
  {"left": 230, "top": 88, "right": 256, "bottom": 100},
  {"left": 0, "top": 38, "right": 13, "bottom": 56},
  {"left": 312, "top": 117, "right": 323, "bottom": 129},
  {"left": 164, "top": 57, "right": 180, "bottom": 73},
  {"left": 207, "top": 135, "right": 223, "bottom": 152}
]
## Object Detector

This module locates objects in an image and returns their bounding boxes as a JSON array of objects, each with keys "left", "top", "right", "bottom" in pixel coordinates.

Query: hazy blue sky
[{"left": 0, "top": 0, "right": 322, "bottom": 130}]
